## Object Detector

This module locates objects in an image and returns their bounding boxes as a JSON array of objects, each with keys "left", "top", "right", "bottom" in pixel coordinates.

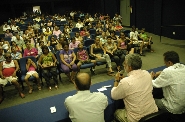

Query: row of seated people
[{"left": 0, "top": 35, "right": 126, "bottom": 101}]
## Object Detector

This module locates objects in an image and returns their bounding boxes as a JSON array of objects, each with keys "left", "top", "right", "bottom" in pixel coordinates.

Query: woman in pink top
[
  {"left": 77, "top": 43, "right": 96, "bottom": 72},
  {"left": 25, "top": 58, "right": 41, "bottom": 94},
  {"left": 23, "top": 42, "right": 38, "bottom": 58}
]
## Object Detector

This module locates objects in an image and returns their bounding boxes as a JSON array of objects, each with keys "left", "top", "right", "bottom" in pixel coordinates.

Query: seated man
[
  {"left": 0, "top": 52, "right": 25, "bottom": 104},
  {"left": 151, "top": 51, "right": 185, "bottom": 114},
  {"left": 111, "top": 54, "right": 158, "bottom": 122},
  {"left": 139, "top": 28, "right": 154, "bottom": 52},
  {"left": 130, "top": 26, "right": 145, "bottom": 56},
  {"left": 64, "top": 72, "right": 108, "bottom": 122}
]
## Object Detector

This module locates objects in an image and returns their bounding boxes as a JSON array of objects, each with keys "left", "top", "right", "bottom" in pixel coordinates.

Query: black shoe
[
  {"left": 140, "top": 53, "right": 145, "bottom": 56},
  {"left": 0, "top": 97, "right": 4, "bottom": 104}
]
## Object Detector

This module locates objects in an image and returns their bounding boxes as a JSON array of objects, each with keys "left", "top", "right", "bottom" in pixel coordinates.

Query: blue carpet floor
[{"left": 0, "top": 66, "right": 166, "bottom": 122}]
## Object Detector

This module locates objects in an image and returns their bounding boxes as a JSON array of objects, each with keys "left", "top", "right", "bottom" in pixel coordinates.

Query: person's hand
[
  {"left": 67, "top": 64, "right": 72, "bottom": 69},
  {"left": 96, "top": 56, "right": 101, "bottom": 59},
  {"left": 150, "top": 71, "right": 155, "bottom": 79},
  {"left": 1, "top": 75, "right": 6, "bottom": 79},
  {"left": 115, "top": 72, "right": 120, "bottom": 81},
  {"left": 12, "top": 71, "right": 17, "bottom": 77},
  {"left": 70, "top": 61, "right": 74, "bottom": 65},
  {"left": 155, "top": 71, "right": 161, "bottom": 77}
]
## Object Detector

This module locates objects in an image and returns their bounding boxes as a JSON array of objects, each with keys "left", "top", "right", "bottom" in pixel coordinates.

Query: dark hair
[
  {"left": 41, "top": 45, "right": 49, "bottom": 53},
  {"left": 163, "top": 51, "right": 179, "bottom": 64},
  {"left": 62, "top": 41, "right": 69, "bottom": 48},
  {"left": 107, "top": 36, "right": 112, "bottom": 39},
  {"left": 75, "top": 73, "right": 91, "bottom": 90}
]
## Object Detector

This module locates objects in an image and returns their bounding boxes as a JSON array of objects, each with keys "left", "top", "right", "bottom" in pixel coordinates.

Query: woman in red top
[{"left": 0, "top": 52, "right": 25, "bottom": 104}]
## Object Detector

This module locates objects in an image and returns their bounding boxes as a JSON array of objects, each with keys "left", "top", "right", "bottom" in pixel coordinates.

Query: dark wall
[{"left": 130, "top": 0, "right": 185, "bottom": 40}]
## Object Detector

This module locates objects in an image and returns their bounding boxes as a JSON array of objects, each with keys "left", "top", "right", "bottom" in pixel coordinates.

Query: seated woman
[
  {"left": 11, "top": 46, "right": 22, "bottom": 60},
  {"left": 90, "top": 37, "right": 114, "bottom": 75},
  {"left": 56, "top": 37, "right": 64, "bottom": 51},
  {"left": 69, "top": 37, "right": 80, "bottom": 50},
  {"left": 117, "top": 32, "right": 129, "bottom": 54},
  {"left": 4, "top": 29, "right": 13, "bottom": 38},
  {"left": 38, "top": 45, "right": 58, "bottom": 90},
  {"left": 44, "top": 28, "right": 52, "bottom": 41},
  {"left": 114, "top": 21, "right": 123, "bottom": 31},
  {"left": 11, "top": 41, "right": 22, "bottom": 52},
  {"left": 0, "top": 52, "right": 25, "bottom": 103},
  {"left": 0, "top": 38, "right": 11, "bottom": 52},
  {"left": 25, "top": 58, "right": 41, "bottom": 94},
  {"left": 23, "top": 41, "right": 38, "bottom": 58},
  {"left": 104, "top": 36, "right": 125, "bottom": 71},
  {"left": 48, "top": 35, "right": 58, "bottom": 51},
  {"left": 60, "top": 42, "right": 78, "bottom": 83},
  {"left": 77, "top": 43, "right": 96, "bottom": 72}
]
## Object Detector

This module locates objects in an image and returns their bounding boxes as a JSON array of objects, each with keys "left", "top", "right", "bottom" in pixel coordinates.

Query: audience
[
  {"left": 111, "top": 54, "right": 158, "bottom": 122},
  {"left": 150, "top": 51, "right": 185, "bottom": 114},
  {"left": 64, "top": 72, "right": 108, "bottom": 122}
]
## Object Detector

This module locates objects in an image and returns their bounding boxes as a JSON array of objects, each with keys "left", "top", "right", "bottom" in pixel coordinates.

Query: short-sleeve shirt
[{"left": 60, "top": 49, "right": 74, "bottom": 64}]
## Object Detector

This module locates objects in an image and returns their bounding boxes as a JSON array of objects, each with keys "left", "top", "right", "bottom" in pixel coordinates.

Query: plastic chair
[
  {"left": 72, "top": 27, "right": 79, "bottom": 33},
  {"left": 115, "top": 31, "right": 121, "bottom": 36},
  {"left": 60, "top": 21, "right": 67, "bottom": 26},
  {"left": 60, "top": 26, "right": 64, "bottom": 32},
  {"left": 89, "top": 29, "right": 96, "bottom": 35},
  {"left": 123, "top": 30, "right": 131, "bottom": 37},
  {"left": 69, "top": 32, "right": 76, "bottom": 38},
  {"left": 84, "top": 39, "right": 94, "bottom": 48},
  {"left": 139, "top": 110, "right": 170, "bottom": 122}
]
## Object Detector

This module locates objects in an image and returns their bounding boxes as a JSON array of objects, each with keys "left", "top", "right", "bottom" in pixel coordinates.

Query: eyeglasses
[{"left": 5, "top": 56, "right": 11, "bottom": 59}]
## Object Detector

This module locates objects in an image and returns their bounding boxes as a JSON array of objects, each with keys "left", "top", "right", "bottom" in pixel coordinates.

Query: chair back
[
  {"left": 69, "top": 32, "right": 76, "bottom": 38},
  {"left": 84, "top": 39, "right": 94, "bottom": 48},
  {"left": 89, "top": 29, "right": 96, "bottom": 35},
  {"left": 72, "top": 27, "right": 79, "bottom": 32},
  {"left": 19, "top": 56, "right": 37, "bottom": 75}
]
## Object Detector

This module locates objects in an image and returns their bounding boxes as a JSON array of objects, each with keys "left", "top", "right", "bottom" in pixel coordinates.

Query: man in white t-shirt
[
  {"left": 130, "top": 26, "right": 145, "bottom": 56},
  {"left": 64, "top": 72, "right": 108, "bottom": 122}
]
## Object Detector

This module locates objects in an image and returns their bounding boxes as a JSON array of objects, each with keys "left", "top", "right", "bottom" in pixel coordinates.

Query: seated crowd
[{"left": 1, "top": 11, "right": 183, "bottom": 122}]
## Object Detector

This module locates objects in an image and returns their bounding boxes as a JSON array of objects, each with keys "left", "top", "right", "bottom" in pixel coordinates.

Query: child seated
[
  {"left": 77, "top": 43, "right": 96, "bottom": 72},
  {"left": 25, "top": 58, "right": 41, "bottom": 94}
]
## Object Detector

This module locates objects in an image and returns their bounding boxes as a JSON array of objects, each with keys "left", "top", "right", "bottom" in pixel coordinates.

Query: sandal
[
  {"left": 55, "top": 85, "right": 58, "bottom": 89},
  {"left": 38, "top": 86, "right": 42, "bottom": 91},
  {"left": 29, "top": 88, "right": 33, "bottom": 94},
  {"left": 49, "top": 87, "right": 52, "bottom": 91},
  {"left": 19, "top": 93, "right": 25, "bottom": 98},
  {"left": 107, "top": 71, "right": 115, "bottom": 76},
  {"left": 0, "top": 97, "right": 4, "bottom": 104}
]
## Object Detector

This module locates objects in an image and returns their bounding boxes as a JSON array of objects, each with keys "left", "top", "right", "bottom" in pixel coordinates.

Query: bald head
[{"left": 75, "top": 73, "right": 91, "bottom": 91}]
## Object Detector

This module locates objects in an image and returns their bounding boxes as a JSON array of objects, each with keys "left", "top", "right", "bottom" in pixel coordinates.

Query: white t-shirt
[{"left": 130, "top": 31, "right": 139, "bottom": 40}]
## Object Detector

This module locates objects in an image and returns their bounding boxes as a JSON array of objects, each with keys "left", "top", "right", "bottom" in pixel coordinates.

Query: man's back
[{"left": 64, "top": 91, "right": 108, "bottom": 122}]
